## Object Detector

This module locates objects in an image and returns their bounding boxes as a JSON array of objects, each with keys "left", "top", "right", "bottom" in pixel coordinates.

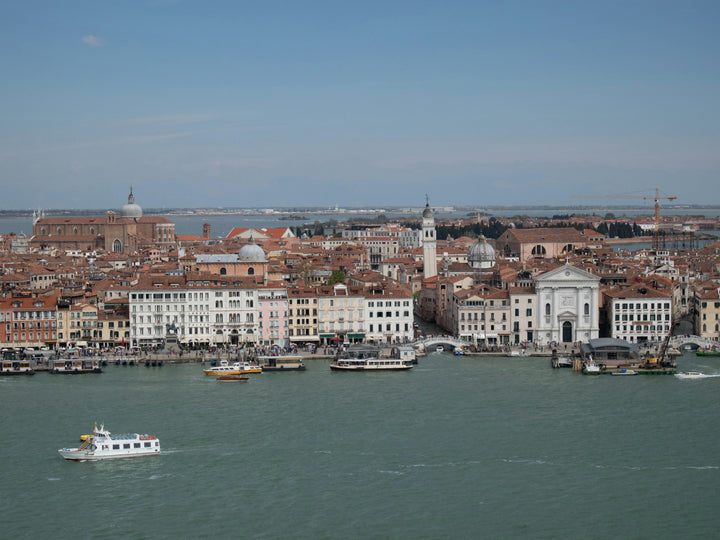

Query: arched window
[
  {"left": 41, "top": 227, "right": 46, "bottom": 235},
  {"left": 545, "top": 303, "right": 551, "bottom": 316},
  {"left": 248, "top": 267, "right": 255, "bottom": 275},
  {"left": 112, "top": 239, "right": 122, "bottom": 253},
  {"left": 73, "top": 227, "right": 78, "bottom": 234},
  {"left": 532, "top": 245, "right": 547, "bottom": 256},
  {"left": 562, "top": 243, "right": 574, "bottom": 253},
  {"left": 219, "top": 267, "right": 227, "bottom": 275},
  {"left": 584, "top": 303, "right": 590, "bottom": 316},
  {"left": 703, "top": 324, "right": 707, "bottom": 332},
  {"left": 57, "top": 227, "right": 62, "bottom": 234},
  {"left": 90, "top": 227, "right": 95, "bottom": 235}
]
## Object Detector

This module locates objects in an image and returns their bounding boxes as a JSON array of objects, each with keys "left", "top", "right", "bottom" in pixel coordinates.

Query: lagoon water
[{"left": 1, "top": 352, "right": 719, "bottom": 539}]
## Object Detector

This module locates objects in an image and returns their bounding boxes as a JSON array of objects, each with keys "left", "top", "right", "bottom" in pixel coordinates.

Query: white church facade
[{"left": 535, "top": 264, "right": 600, "bottom": 345}]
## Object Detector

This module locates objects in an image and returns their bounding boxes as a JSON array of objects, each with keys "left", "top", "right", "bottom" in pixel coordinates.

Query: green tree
[{"left": 328, "top": 270, "right": 346, "bottom": 285}]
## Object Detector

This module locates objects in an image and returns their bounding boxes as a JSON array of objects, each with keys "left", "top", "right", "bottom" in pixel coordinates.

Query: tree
[
  {"left": 297, "top": 259, "right": 316, "bottom": 285},
  {"left": 328, "top": 270, "right": 346, "bottom": 285}
]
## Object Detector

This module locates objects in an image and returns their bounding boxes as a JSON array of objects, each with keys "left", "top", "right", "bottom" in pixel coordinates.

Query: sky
[{"left": 1, "top": 0, "right": 719, "bottom": 210}]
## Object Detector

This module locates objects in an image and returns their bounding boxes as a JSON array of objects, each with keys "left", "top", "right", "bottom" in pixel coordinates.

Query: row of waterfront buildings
[{"left": 0, "top": 191, "right": 719, "bottom": 351}]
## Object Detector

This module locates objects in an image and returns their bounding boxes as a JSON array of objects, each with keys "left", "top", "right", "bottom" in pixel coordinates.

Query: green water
[{"left": 1, "top": 353, "right": 718, "bottom": 539}]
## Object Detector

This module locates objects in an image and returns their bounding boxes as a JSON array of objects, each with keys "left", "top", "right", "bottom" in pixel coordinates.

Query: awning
[
  {"left": 319, "top": 334, "right": 334, "bottom": 338},
  {"left": 347, "top": 334, "right": 366, "bottom": 338}
]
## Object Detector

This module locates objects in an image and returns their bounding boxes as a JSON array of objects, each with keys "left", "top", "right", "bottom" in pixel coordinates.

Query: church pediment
[{"left": 535, "top": 264, "right": 599, "bottom": 284}]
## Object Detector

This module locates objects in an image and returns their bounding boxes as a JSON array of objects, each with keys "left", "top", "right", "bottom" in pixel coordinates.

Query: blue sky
[{"left": 1, "top": 0, "right": 719, "bottom": 209}]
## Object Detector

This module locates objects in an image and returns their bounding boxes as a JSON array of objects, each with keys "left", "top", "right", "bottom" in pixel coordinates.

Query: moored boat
[
  {"left": 696, "top": 348, "right": 720, "bottom": 357},
  {"left": 258, "top": 355, "right": 306, "bottom": 371},
  {"left": 50, "top": 358, "right": 102, "bottom": 374},
  {"left": 58, "top": 423, "right": 160, "bottom": 461},
  {"left": 583, "top": 362, "right": 602, "bottom": 375},
  {"left": 0, "top": 359, "right": 35, "bottom": 376},
  {"left": 611, "top": 368, "right": 637, "bottom": 376}
]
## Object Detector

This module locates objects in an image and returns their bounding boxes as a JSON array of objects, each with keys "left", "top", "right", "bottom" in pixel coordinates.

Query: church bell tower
[{"left": 422, "top": 196, "right": 437, "bottom": 279}]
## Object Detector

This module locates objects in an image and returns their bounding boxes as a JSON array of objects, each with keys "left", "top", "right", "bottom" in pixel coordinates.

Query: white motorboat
[
  {"left": 583, "top": 362, "right": 601, "bottom": 375},
  {"left": 675, "top": 371, "right": 705, "bottom": 379},
  {"left": 611, "top": 368, "right": 637, "bottom": 376},
  {"left": 59, "top": 424, "right": 160, "bottom": 461}
]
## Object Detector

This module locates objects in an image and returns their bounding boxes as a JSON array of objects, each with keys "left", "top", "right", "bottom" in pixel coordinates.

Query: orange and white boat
[{"left": 203, "top": 359, "right": 262, "bottom": 375}]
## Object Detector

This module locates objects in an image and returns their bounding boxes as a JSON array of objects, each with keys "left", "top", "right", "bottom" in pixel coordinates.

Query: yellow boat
[{"left": 203, "top": 360, "right": 262, "bottom": 376}]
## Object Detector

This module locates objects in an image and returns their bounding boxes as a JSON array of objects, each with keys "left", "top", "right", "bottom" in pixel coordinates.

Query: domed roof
[
  {"left": 238, "top": 237, "right": 266, "bottom": 263},
  {"left": 422, "top": 202, "right": 433, "bottom": 219},
  {"left": 120, "top": 188, "right": 143, "bottom": 218},
  {"left": 468, "top": 235, "right": 496, "bottom": 269}
]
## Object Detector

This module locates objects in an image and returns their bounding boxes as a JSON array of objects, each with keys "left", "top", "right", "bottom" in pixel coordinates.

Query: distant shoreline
[
  {"left": 2, "top": 205, "right": 720, "bottom": 218},
  {"left": 604, "top": 236, "right": 653, "bottom": 244}
]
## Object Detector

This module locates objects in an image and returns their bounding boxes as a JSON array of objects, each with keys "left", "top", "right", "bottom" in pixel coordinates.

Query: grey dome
[
  {"left": 120, "top": 189, "right": 143, "bottom": 218},
  {"left": 468, "top": 235, "right": 496, "bottom": 269},
  {"left": 422, "top": 202, "right": 433, "bottom": 219},
  {"left": 239, "top": 239, "right": 266, "bottom": 263}
]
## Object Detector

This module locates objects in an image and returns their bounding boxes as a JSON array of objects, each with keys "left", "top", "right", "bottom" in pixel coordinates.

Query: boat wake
[{"left": 675, "top": 372, "right": 720, "bottom": 380}]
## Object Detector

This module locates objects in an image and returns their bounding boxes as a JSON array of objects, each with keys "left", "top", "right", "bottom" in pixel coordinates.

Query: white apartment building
[
  {"left": 364, "top": 288, "right": 414, "bottom": 344},
  {"left": 129, "top": 275, "right": 259, "bottom": 348},
  {"left": 604, "top": 284, "right": 672, "bottom": 343}
]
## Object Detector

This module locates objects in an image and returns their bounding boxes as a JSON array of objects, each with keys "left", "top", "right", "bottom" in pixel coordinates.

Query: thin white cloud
[
  {"left": 82, "top": 35, "right": 104, "bottom": 47},
  {"left": 63, "top": 131, "right": 192, "bottom": 150},
  {"left": 122, "top": 114, "right": 215, "bottom": 126}
]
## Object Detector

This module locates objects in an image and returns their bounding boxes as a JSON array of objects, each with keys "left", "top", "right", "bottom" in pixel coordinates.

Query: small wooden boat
[{"left": 216, "top": 375, "right": 249, "bottom": 382}]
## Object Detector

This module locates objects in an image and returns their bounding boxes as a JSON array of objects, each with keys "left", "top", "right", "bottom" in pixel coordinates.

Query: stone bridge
[
  {"left": 413, "top": 336, "right": 472, "bottom": 351},
  {"left": 669, "top": 335, "right": 717, "bottom": 350}
]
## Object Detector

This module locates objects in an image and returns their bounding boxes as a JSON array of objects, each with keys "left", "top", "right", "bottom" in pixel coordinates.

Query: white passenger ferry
[
  {"left": 330, "top": 345, "right": 413, "bottom": 371},
  {"left": 58, "top": 424, "right": 161, "bottom": 461}
]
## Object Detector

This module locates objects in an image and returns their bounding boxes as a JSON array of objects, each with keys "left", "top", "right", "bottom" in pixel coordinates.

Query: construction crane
[
  {"left": 577, "top": 188, "right": 677, "bottom": 250},
  {"left": 644, "top": 188, "right": 678, "bottom": 250}
]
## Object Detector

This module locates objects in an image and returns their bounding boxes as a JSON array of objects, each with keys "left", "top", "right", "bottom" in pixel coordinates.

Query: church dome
[
  {"left": 468, "top": 235, "right": 496, "bottom": 269},
  {"left": 238, "top": 238, "right": 266, "bottom": 263},
  {"left": 120, "top": 188, "right": 143, "bottom": 218}
]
